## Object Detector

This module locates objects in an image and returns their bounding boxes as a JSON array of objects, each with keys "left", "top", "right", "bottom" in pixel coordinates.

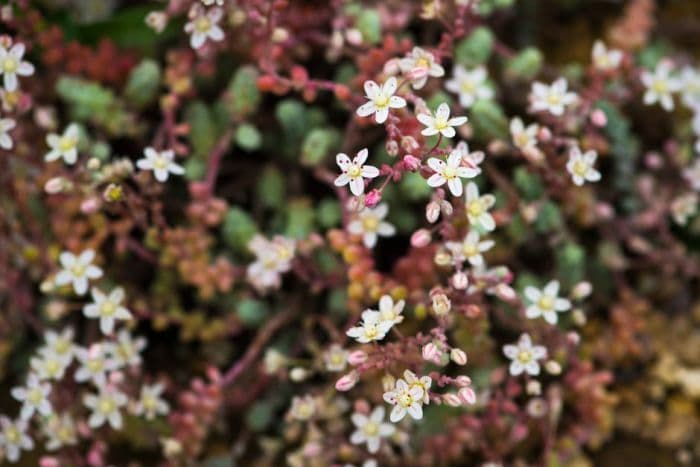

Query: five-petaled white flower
[
  {"left": 445, "top": 65, "right": 493, "bottom": 108},
  {"left": 681, "top": 67, "right": 700, "bottom": 109},
  {"left": 503, "top": 333, "right": 547, "bottom": 376},
  {"left": 0, "top": 117, "right": 15, "bottom": 149},
  {"left": 383, "top": 377, "right": 425, "bottom": 422},
  {"left": 83, "top": 387, "right": 128, "bottom": 429},
  {"left": 108, "top": 329, "right": 147, "bottom": 368},
  {"left": 399, "top": 47, "right": 444, "bottom": 90},
  {"left": 133, "top": 383, "right": 170, "bottom": 420},
  {"left": 184, "top": 6, "right": 225, "bottom": 49},
  {"left": 83, "top": 287, "right": 133, "bottom": 335},
  {"left": 348, "top": 203, "right": 396, "bottom": 248},
  {"left": 54, "top": 249, "right": 103, "bottom": 296},
  {"left": 45, "top": 123, "right": 80, "bottom": 165},
  {"left": 464, "top": 182, "right": 496, "bottom": 232},
  {"left": 246, "top": 235, "right": 296, "bottom": 292},
  {"left": 30, "top": 354, "right": 69, "bottom": 381},
  {"left": 136, "top": 147, "right": 185, "bottom": 182},
  {"left": 524, "top": 280, "right": 571, "bottom": 325},
  {"left": 641, "top": 61, "right": 680, "bottom": 112},
  {"left": 74, "top": 344, "right": 118, "bottom": 386},
  {"left": 530, "top": 78, "right": 578, "bottom": 116},
  {"left": 403, "top": 370, "right": 432, "bottom": 405},
  {"left": 566, "top": 146, "right": 601, "bottom": 186},
  {"left": 350, "top": 406, "right": 395, "bottom": 454},
  {"left": 377, "top": 294, "right": 405, "bottom": 325},
  {"left": 0, "top": 43, "right": 35, "bottom": 92},
  {"left": 426, "top": 147, "right": 480, "bottom": 196},
  {"left": 356, "top": 77, "right": 407, "bottom": 124},
  {"left": 38, "top": 327, "right": 75, "bottom": 365},
  {"left": 417, "top": 103, "right": 467, "bottom": 138},
  {"left": 43, "top": 413, "right": 78, "bottom": 451},
  {"left": 346, "top": 309, "right": 394, "bottom": 343},
  {"left": 591, "top": 40, "right": 623, "bottom": 71},
  {"left": 289, "top": 394, "right": 316, "bottom": 421},
  {"left": 683, "top": 158, "right": 700, "bottom": 191},
  {"left": 671, "top": 193, "right": 698, "bottom": 225},
  {"left": 446, "top": 230, "right": 495, "bottom": 267},
  {"left": 510, "top": 117, "right": 539, "bottom": 153},
  {"left": 334, "top": 148, "right": 380, "bottom": 196},
  {"left": 324, "top": 344, "right": 348, "bottom": 372},
  {"left": 11, "top": 374, "right": 52, "bottom": 420},
  {"left": 0, "top": 416, "right": 33, "bottom": 463}
]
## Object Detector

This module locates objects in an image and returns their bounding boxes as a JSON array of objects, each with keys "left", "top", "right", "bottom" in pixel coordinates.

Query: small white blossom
[
  {"left": 417, "top": 103, "right": 467, "bottom": 138},
  {"left": 382, "top": 378, "right": 424, "bottom": 422},
  {"left": 356, "top": 77, "right": 406, "bottom": 124},
  {"left": 403, "top": 370, "right": 432, "bottom": 405},
  {"left": 426, "top": 147, "right": 480, "bottom": 196},
  {"left": 0, "top": 416, "right": 33, "bottom": 463},
  {"left": 530, "top": 78, "right": 578, "bottom": 116},
  {"left": 133, "top": 383, "right": 169, "bottom": 420},
  {"left": 464, "top": 182, "right": 496, "bottom": 232},
  {"left": 30, "top": 354, "right": 69, "bottom": 381},
  {"left": 398, "top": 47, "right": 444, "bottom": 90},
  {"left": 346, "top": 309, "right": 393, "bottom": 344},
  {"left": 45, "top": 123, "right": 80, "bottom": 165},
  {"left": 377, "top": 294, "right": 405, "bottom": 325},
  {"left": 136, "top": 147, "right": 184, "bottom": 182},
  {"left": 184, "top": 6, "right": 224, "bottom": 49},
  {"left": 671, "top": 193, "right": 698, "bottom": 225},
  {"left": 83, "top": 287, "right": 132, "bottom": 335},
  {"left": 38, "top": 327, "right": 75, "bottom": 365},
  {"left": 503, "top": 333, "right": 547, "bottom": 376},
  {"left": 54, "top": 249, "right": 103, "bottom": 295},
  {"left": 74, "top": 344, "right": 118, "bottom": 386},
  {"left": 510, "top": 117, "right": 539, "bottom": 153},
  {"left": 350, "top": 406, "right": 395, "bottom": 453},
  {"left": 324, "top": 344, "right": 348, "bottom": 372},
  {"left": 641, "top": 61, "right": 680, "bottom": 111},
  {"left": 107, "top": 329, "right": 147, "bottom": 368},
  {"left": 0, "top": 117, "right": 15, "bottom": 149},
  {"left": 524, "top": 280, "right": 571, "bottom": 325},
  {"left": 43, "top": 413, "right": 78, "bottom": 451},
  {"left": 445, "top": 65, "right": 493, "bottom": 108},
  {"left": 0, "top": 43, "right": 35, "bottom": 92},
  {"left": 445, "top": 230, "right": 494, "bottom": 267},
  {"left": 334, "top": 148, "right": 380, "bottom": 196},
  {"left": 453, "top": 140, "right": 485, "bottom": 170},
  {"left": 347, "top": 203, "right": 396, "bottom": 248},
  {"left": 566, "top": 146, "right": 601, "bottom": 186},
  {"left": 246, "top": 235, "right": 296, "bottom": 292},
  {"left": 591, "top": 40, "right": 622, "bottom": 71},
  {"left": 83, "top": 387, "right": 128, "bottom": 429},
  {"left": 289, "top": 395, "right": 316, "bottom": 421},
  {"left": 681, "top": 67, "right": 700, "bottom": 109},
  {"left": 11, "top": 374, "right": 52, "bottom": 420},
  {"left": 684, "top": 158, "right": 700, "bottom": 190}
]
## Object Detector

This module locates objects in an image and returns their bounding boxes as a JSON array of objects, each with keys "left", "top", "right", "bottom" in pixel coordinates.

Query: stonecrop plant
[{"left": 2, "top": 0, "right": 700, "bottom": 465}]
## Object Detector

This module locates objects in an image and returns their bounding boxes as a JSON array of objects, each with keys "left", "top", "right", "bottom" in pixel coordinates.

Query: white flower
[
  {"left": 11, "top": 374, "right": 52, "bottom": 420},
  {"left": 0, "top": 117, "right": 15, "bottom": 149},
  {"left": 403, "top": 369, "right": 432, "bottom": 405},
  {"left": 681, "top": 67, "right": 700, "bottom": 109},
  {"left": 43, "top": 413, "right": 77, "bottom": 451},
  {"left": 641, "top": 61, "right": 680, "bottom": 111},
  {"left": 83, "top": 387, "right": 128, "bottom": 429},
  {"left": 38, "top": 327, "right": 75, "bottom": 365},
  {"left": 426, "top": 148, "right": 480, "bottom": 196},
  {"left": 350, "top": 406, "right": 395, "bottom": 453},
  {"left": 503, "top": 333, "right": 547, "bottom": 376},
  {"left": 347, "top": 203, "right": 396, "bottom": 248},
  {"left": 445, "top": 65, "right": 493, "bottom": 108},
  {"left": 382, "top": 378, "right": 425, "bottom": 422},
  {"left": 136, "top": 147, "right": 184, "bottom": 182},
  {"left": 453, "top": 140, "right": 485, "bottom": 170},
  {"left": 398, "top": 47, "right": 444, "bottom": 90},
  {"left": 45, "top": 123, "right": 80, "bottom": 165},
  {"left": 530, "top": 78, "right": 578, "bottom": 116},
  {"left": 0, "top": 416, "right": 33, "bottom": 463},
  {"left": 184, "top": 6, "right": 224, "bottom": 49},
  {"left": 378, "top": 294, "right": 405, "bottom": 325},
  {"left": 445, "top": 230, "right": 494, "bottom": 267},
  {"left": 0, "top": 43, "right": 35, "bottom": 92},
  {"left": 324, "top": 344, "right": 348, "bottom": 372},
  {"left": 289, "top": 395, "right": 316, "bottom": 421},
  {"left": 464, "top": 182, "right": 496, "bottom": 232},
  {"left": 133, "top": 383, "right": 169, "bottom": 420},
  {"left": 684, "top": 158, "right": 700, "bottom": 190},
  {"left": 356, "top": 77, "right": 406, "bottom": 124},
  {"left": 566, "top": 146, "right": 601, "bottom": 186},
  {"left": 417, "top": 103, "right": 467, "bottom": 138},
  {"left": 510, "top": 117, "right": 539, "bottom": 153},
  {"left": 671, "top": 193, "right": 698, "bottom": 225},
  {"left": 591, "top": 40, "right": 622, "bottom": 71},
  {"left": 74, "top": 344, "right": 118, "bottom": 386},
  {"left": 83, "top": 287, "right": 132, "bottom": 335},
  {"left": 107, "top": 329, "right": 147, "bottom": 368},
  {"left": 54, "top": 249, "right": 103, "bottom": 296},
  {"left": 246, "top": 235, "right": 296, "bottom": 292},
  {"left": 334, "top": 148, "right": 380, "bottom": 196},
  {"left": 346, "top": 309, "right": 393, "bottom": 343},
  {"left": 30, "top": 354, "right": 69, "bottom": 381},
  {"left": 524, "top": 280, "right": 571, "bottom": 325}
]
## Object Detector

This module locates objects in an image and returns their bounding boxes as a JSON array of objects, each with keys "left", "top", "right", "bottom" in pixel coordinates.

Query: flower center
[
  {"left": 143, "top": 394, "right": 157, "bottom": 411},
  {"left": 154, "top": 156, "right": 168, "bottom": 170},
  {"left": 87, "top": 359, "right": 103, "bottom": 373},
  {"left": 71, "top": 263, "right": 86, "bottom": 277},
  {"left": 99, "top": 398, "right": 115, "bottom": 414},
  {"left": 434, "top": 117, "right": 449, "bottom": 131},
  {"left": 515, "top": 132, "right": 531, "bottom": 148},
  {"left": 364, "top": 421, "right": 379, "bottom": 437},
  {"left": 54, "top": 339, "right": 71, "bottom": 355},
  {"left": 572, "top": 159, "right": 589, "bottom": 176},
  {"left": 373, "top": 93, "right": 389, "bottom": 108},
  {"left": 5, "top": 427, "right": 20, "bottom": 444},
  {"left": 58, "top": 426, "right": 73, "bottom": 442},
  {"left": 416, "top": 57, "right": 431, "bottom": 69},
  {"left": 362, "top": 216, "right": 379, "bottom": 232},
  {"left": 364, "top": 325, "right": 379, "bottom": 340},
  {"left": 537, "top": 296, "right": 554, "bottom": 311},
  {"left": 101, "top": 301, "right": 116, "bottom": 316},
  {"left": 347, "top": 164, "right": 362, "bottom": 178},
  {"left": 46, "top": 359, "right": 61, "bottom": 376},
  {"left": 195, "top": 17, "right": 211, "bottom": 33},
  {"left": 381, "top": 309, "right": 395, "bottom": 321},
  {"left": 467, "top": 201, "right": 484, "bottom": 217},
  {"left": 517, "top": 350, "right": 532, "bottom": 363},
  {"left": 460, "top": 80, "right": 476, "bottom": 93},
  {"left": 3, "top": 58, "right": 17, "bottom": 73},
  {"left": 398, "top": 392, "right": 413, "bottom": 408},
  {"left": 463, "top": 243, "right": 478, "bottom": 257},
  {"left": 547, "top": 92, "right": 561, "bottom": 106},
  {"left": 652, "top": 80, "right": 668, "bottom": 94},
  {"left": 443, "top": 166, "right": 457, "bottom": 179},
  {"left": 59, "top": 136, "right": 76, "bottom": 152},
  {"left": 28, "top": 388, "right": 43, "bottom": 404}
]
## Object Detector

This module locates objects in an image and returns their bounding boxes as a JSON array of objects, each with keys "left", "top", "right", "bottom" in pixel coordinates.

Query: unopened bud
[
  {"left": 44, "top": 177, "right": 67, "bottom": 194},
  {"left": 545, "top": 360, "right": 562, "bottom": 375},
  {"left": 450, "top": 348, "right": 468, "bottom": 365},
  {"left": 443, "top": 393, "right": 462, "bottom": 407},
  {"left": 271, "top": 27, "right": 289, "bottom": 43},
  {"left": 335, "top": 371, "right": 359, "bottom": 391},
  {"left": 411, "top": 229, "right": 431, "bottom": 248},
  {"left": 452, "top": 272, "right": 468, "bottom": 290},
  {"left": 426, "top": 201, "right": 440, "bottom": 223},
  {"left": 401, "top": 136, "right": 420, "bottom": 152},
  {"left": 345, "top": 28, "right": 363, "bottom": 46},
  {"left": 289, "top": 367, "right": 309, "bottom": 382},
  {"left": 439, "top": 200, "right": 453, "bottom": 216},
  {"left": 432, "top": 293, "right": 451, "bottom": 316},
  {"left": 526, "top": 380, "right": 542, "bottom": 396},
  {"left": 591, "top": 109, "right": 607, "bottom": 127},
  {"left": 458, "top": 387, "right": 476, "bottom": 404},
  {"left": 80, "top": 197, "right": 100, "bottom": 214},
  {"left": 348, "top": 350, "right": 368, "bottom": 366},
  {"left": 386, "top": 140, "right": 399, "bottom": 157},
  {"left": 364, "top": 189, "right": 381, "bottom": 208},
  {"left": 403, "top": 154, "right": 421, "bottom": 171},
  {"left": 87, "top": 157, "right": 101, "bottom": 170},
  {"left": 434, "top": 250, "right": 452, "bottom": 267},
  {"left": 381, "top": 374, "right": 396, "bottom": 392},
  {"left": 454, "top": 375, "right": 472, "bottom": 387},
  {"left": 422, "top": 342, "right": 441, "bottom": 362},
  {"left": 571, "top": 281, "right": 592, "bottom": 300},
  {"left": 383, "top": 58, "right": 401, "bottom": 76},
  {"left": 494, "top": 283, "right": 517, "bottom": 301},
  {"left": 572, "top": 308, "right": 586, "bottom": 326}
]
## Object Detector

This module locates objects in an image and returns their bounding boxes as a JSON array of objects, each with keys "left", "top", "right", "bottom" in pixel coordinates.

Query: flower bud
[
  {"left": 381, "top": 374, "right": 396, "bottom": 392},
  {"left": 364, "top": 189, "right": 382, "bottom": 208},
  {"left": 335, "top": 371, "right": 359, "bottom": 391},
  {"left": 571, "top": 281, "right": 592, "bottom": 300},
  {"left": 458, "top": 387, "right": 476, "bottom": 404},
  {"left": 347, "top": 350, "right": 368, "bottom": 366},
  {"left": 454, "top": 375, "right": 472, "bottom": 387},
  {"left": 145, "top": 11, "right": 167, "bottom": 33},
  {"left": 439, "top": 200, "right": 453, "bottom": 217},
  {"left": 572, "top": 308, "right": 587, "bottom": 326},
  {"left": 289, "top": 367, "right": 309, "bottom": 382},
  {"left": 527, "top": 398, "right": 548, "bottom": 418},
  {"left": 494, "top": 283, "right": 517, "bottom": 302},
  {"left": 432, "top": 293, "right": 451, "bottom": 316},
  {"left": 452, "top": 272, "right": 468, "bottom": 290},
  {"left": 422, "top": 342, "right": 441, "bottom": 362},
  {"left": 567, "top": 331, "right": 581, "bottom": 346},
  {"left": 426, "top": 201, "right": 440, "bottom": 223},
  {"left": 411, "top": 229, "right": 431, "bottom": 248},
  {"left": 383, "top": 58, "right": 401, "bottom": 76},
  {"left": 545, "top": 360, "right": 562, "bottom": 375},
  {"left": 345, "top": 28, "right": 363, "bottom": 46},
  {"left": 401, "top": 136, "right": 420, "bottom": 152},
  {"left": 271, "top": 27, "right": 289, "bottom": 43},
  {"left": 590, "top": 109, "right": 607, "bottom": 127},
  {"left": 403, "top": 154, "right": 421, "bottom": 171},
  {"left": 526, "top": 380, "right": 542, "bottom": 396},
  {"left": 443, "top": 393, "right": 462, "bottom": 407},
  {"left": 385, "top": 140, "right": 399, "bottom": 157},
  {"left": 80, "top": 197, "right": 100, "bottom": 214},
  {"left": 44, "top": 177, "right": 67, "bottom": 194},
  {"left": 450, "top": 348, "right": 468, "bottom": 365},
  {"left": 434, "top": 250, "right": 452, "bottom": 267},
  {"left": 87, "top": 157, "right": 101, "bottom": 170}
]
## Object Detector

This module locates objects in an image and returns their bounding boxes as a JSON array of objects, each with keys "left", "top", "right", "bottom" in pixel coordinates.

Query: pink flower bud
[
  {"left": 40, "top": 457, "right": 60, "bottom": 467},
  {"left": 411, "top": 228, "right": 431, "bottom": 248},
  {"left": 439, "top": 200, "right": 453, "bottom": 217},
  {"left": 494, "top": 283, "right": 516, "bottom": 302},
  {"left": 571, "top": 281, "right": 592, "bottom": 299},
  {"left": 422, "top": 342, "right": 441, "bottom": 362},
  {"left": 347, "top": 350, "right": 368, "bottom": 366},
  {"left": 452, "top": 272, "right": 468, "bottom": 290},
  {"left": 454, "top": 375, "right": 472, "bottom": 387},
  {"left": 335, "top": 371, "right": 359, "bottom": 391},
  {"left": 80, "top": 197, "right": 100, "bottom": 214},
  {"left": 450, "top": 348, "right": 468, "bottom": 365},
  {"left": 403, "top": 154, "right": 421, "bottom": 171},
  {"left": 567, "top": 331, "right": 581, "bottom": 346},
  {"left": 458, "top": 387, "right": 476, "bottom": 404},
  {"left": 443, "top": 393, "right": 462, "bottom": 407},
  {"left": 44, "top": 177, "right": 66, "bottom": 194},
  {"left": 383, "top": 58, "right": 401, "bottom": 76},
  {"left": 426, "top": 201, "right": 440, "bottom": 223},
  {"left": 345, "top": 28, "right": 363, "bottom": 46},
  {"left": 591, "top": 109, "right": 607, "bottom": 127},
  {"left": 538, "top": 126, "right": 552, "bottom": 142},
  {"left": 364, "top": 189, "right": 382, "bottom": 208}
]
